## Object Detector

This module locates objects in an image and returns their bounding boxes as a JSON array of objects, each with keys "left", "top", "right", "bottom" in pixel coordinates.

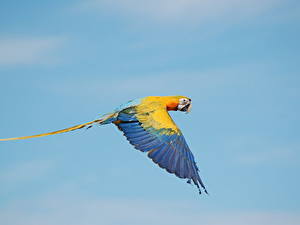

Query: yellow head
[{"left": 146, "top": 96, "right": 192, "bottom": 112}]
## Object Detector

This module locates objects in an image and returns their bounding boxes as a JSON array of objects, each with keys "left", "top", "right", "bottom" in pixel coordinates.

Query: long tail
[{"left": 0, "top": 113, "right": 115, "bottom": 141}]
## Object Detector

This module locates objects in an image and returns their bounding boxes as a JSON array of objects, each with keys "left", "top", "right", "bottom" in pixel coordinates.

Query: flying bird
[{"left": 0, "top": 96, "right": 207, "bottom": 194}]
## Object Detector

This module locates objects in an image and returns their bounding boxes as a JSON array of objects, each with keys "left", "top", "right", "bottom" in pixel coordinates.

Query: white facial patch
[
  {"left": 186, "top": 103, "right": 192, "bottom": 112},
  {"left": 178, "top": 98, "right": 192, "bottom": 112}
]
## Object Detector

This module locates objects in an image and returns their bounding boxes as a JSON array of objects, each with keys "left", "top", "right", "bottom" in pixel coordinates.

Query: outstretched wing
[{"left": 114, "top": 103, "right": 207, "bottom": 194}]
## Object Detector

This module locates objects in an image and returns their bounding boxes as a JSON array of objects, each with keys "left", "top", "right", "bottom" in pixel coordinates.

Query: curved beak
[
  {"left": 178, "top": 101, "right": 192, "bottom": 113},
  {"left": 181, "top": 103, "right": 192, "bottom": 112}
]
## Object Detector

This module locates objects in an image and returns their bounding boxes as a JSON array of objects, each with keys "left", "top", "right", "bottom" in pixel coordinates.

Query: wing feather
[{"left": 114, "top": 102, "right": 207, "bottom": 194}]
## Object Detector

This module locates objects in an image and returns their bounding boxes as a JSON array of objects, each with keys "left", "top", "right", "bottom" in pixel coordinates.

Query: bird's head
[
  {"left": 177, "top": 97, "right": 192, "bottom": 112},
  {"left": 163, "top": 96, "right": 192, "bottom": 112}
]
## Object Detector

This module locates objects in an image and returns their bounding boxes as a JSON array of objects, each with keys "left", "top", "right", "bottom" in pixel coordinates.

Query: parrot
[{"left": 0, "top": 96, "right": 208, "bottom": 194}]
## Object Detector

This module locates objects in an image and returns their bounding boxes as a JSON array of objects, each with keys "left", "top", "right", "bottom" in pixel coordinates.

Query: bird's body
[{"left": 0, "top": 96, "right": 207, "bottom": 194}]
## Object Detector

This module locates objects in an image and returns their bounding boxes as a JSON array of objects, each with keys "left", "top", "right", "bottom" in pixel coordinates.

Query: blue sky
[{"left": 0, "top": 0, "right": 300, "bottom": 224}]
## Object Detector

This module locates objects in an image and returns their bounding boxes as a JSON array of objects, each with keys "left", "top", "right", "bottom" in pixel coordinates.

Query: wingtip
[{"left": 197, "top": 188, "right": 209, "bottom": 196}]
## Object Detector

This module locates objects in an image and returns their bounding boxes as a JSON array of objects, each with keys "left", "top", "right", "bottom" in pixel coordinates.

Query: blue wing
[{"left": 114, "top": 107, "right": 207, "bottom": 194}]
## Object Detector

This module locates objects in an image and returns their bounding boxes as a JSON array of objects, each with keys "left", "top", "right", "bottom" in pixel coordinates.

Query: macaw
[{"left": 0, "top": 96, "right": 207, "bottom": 194}]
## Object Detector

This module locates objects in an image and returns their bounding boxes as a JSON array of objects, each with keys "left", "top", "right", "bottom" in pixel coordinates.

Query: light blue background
[{"left": 0, "top": 0, "right": 299, "bottom": 224}]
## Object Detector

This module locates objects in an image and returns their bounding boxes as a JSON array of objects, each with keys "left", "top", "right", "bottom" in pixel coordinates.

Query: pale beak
[{"left": 178, "top": 102, "right": 192, "bottom": 112}]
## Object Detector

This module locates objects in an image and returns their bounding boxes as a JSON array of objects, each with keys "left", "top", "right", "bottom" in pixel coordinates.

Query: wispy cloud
[
  {"left": 0, "top": 37, "right": 65, "bottom": 65},
  {"left": 42, "top": 63, "right": 270, "bottom": 103},
  {"left": 235, "top": 142, "right": 300, "bottom": 166},
  {"left": 1, "top": 194, "right": 299, "bottom": 225},
  {"left": 82, "top": 0, "right": 284, "bottom": 24},
  {"left": 0, "top": 160, "right": 53, "bottom": 183},
  {"left": 43, "top": 66, "right": 248, "bottom": 98},
  {"left": 223, "top": 134, "right": 300, "bottom": 166}
]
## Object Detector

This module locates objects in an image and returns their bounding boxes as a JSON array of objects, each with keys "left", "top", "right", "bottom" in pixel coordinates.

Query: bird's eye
[
  {"left": 180, "top": 98, "right": 187, "bottom": 104},
  {"left": 179, "top": 98, "right": 190, "bottom": 105}
]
